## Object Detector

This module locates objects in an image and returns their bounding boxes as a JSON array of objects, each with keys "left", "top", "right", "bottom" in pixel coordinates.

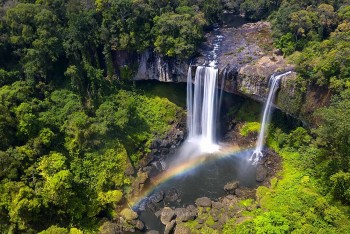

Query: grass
[{"left": 239, "top": 122, "right": 261, "bottom": 136}]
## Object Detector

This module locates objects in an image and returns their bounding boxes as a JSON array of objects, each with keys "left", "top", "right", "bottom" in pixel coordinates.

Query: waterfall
[
  {"left": 250, "top": 71, "right": 292, "bottom": 164},
  {"left": 186, "top": 66, "right": 220, "bottom": 153},
  {"left": 186, "top": 66, "right": 193, "bottom": 136}
]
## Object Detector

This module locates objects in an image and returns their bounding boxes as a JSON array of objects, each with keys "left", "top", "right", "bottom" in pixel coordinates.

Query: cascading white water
[
  {"left": 250, "top": 71, "right": 292, "bottom": 163},
  {"left": 186, "top": 66, "right": 220, "bottom": 153},
  {"left": 186, "top": 66, "right": 193, "bottom": 136}
]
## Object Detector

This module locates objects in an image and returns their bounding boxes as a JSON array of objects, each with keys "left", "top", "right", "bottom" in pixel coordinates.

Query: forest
[{"left": 0, "top": 0, "right": 350, "bottom": 233}]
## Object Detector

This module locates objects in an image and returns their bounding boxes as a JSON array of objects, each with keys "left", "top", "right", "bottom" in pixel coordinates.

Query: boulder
[
  {"left": 164, "top": 220, "right": 176, "bottom": 234},
  {"left": 149, "top": 191, "right": 164, "bottom": 203},
  {"left": 161, "top": 207, "right": 175, "bottom": 225},
  {"left": 256, "top": 164, "right": 268, "bottom": 182},
  {"left": 224, "top": 181, "right": 239, "bottom": 194},
  {"left": 175, "top": 207, "right": 196, "bottom": 222},
  {"left": 120, "top": 208, "right": 138, "bottom": 221},
  {"left": 165, "top": 188, "right": 180, "bottom": 202},
  {"left": 186, "top": 205, "right": 197, "bottom": 213},
  {"left": 195, "top": 197, "right": 212, "bottom": 208},
  {"left": 211, "top": 201, "right": 223, "bottom": 210}
]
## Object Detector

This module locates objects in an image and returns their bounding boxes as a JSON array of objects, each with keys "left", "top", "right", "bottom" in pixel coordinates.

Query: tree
[
  {"left": 6, "top": 4, "right": 63, "bottom": 84},
  {"left": 317, "top": 4, "right": 338, "bottom": 38},
  {"left": 152, "top": 11, "right": 206, "bottom": 58}
]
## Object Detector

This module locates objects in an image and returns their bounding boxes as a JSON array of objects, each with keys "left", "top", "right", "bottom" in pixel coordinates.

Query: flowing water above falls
[
  {"left": 186, "top": 65, "right": 220, "bottom": 154},
  {"left": 250, "top": 71, "right": 292, "bottom": 163}
]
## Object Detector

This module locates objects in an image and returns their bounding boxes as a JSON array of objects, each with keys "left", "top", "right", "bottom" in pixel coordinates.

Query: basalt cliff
[{"left": 114, "top": 21, "right": 331, "bottom": 122}]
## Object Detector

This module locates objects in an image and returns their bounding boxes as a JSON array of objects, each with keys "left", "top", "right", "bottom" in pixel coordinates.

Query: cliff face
[
  {"left": 133, "top": 50, "right": 189, "bottom": 82},
  {"left": 127, "top": 21, "right": 330, "bottom": 121}
]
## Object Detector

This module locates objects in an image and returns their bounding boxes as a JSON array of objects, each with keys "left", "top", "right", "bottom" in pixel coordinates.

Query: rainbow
[{"left": 128, "top": 144, "right": 252, "bottom": 209}]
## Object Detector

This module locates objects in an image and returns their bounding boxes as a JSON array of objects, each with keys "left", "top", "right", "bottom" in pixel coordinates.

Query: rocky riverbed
[{"left": 110, "top": 118, "right": 282, "bottom": 233}]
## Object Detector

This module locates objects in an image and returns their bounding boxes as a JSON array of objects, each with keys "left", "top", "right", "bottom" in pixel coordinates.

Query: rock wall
[
  {"left": 130, "top": 22, "right": 331, "bottom": 122},
  {"left": 133, "top": 49, "right": 188, "bottom": 82}
]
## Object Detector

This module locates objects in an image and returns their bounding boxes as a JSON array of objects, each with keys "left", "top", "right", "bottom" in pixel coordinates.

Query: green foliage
[
  {"left": 330, "top": 171, "right": 350, "bottom": 204},
  {"left": 312, "top": 89, "right": 350, "bottom": 204},
  {"left": 0, "top": 77, "right": 184, "bottom": 232},
  {"left": 275, "top": 33, "right": 296, "bottom": 56},
  {"left": 152, "top": 11, "right": 206, "bottom": 58},
  {"left": 286, "top": 127, "right": 311, "bottom": 149},
  {"left": 38, "top": 225, "right": 68, "bottom": 234},
  {"left": 240, "top": 122, "right": 261, "bottom": 137},
  {"left": 235, "top": 100, "right": 261, "bottom": 122},
  {"left": 254, "top": 211, "right": 290, "bottom": 233}
]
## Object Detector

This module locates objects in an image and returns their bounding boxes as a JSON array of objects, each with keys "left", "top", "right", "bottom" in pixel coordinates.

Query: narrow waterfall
[
  {"left": 250, "top": 71, "right": 292, "bottom": 163},
  {"left": 186, "top": 66, "right": 220, "bottom": 153}
]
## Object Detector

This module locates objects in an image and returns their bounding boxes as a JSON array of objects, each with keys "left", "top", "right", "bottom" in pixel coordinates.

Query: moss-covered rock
[{"left": 120, "top": 208, "right": 138, "bottom": 221}]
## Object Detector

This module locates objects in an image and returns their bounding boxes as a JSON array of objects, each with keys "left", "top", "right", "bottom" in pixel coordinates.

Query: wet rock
[
  {"left": 149, "top": 191, "right": 164, "bottom": 203},
  {"left": 195, "top": 197, "right": 212, "bottom": 208},
  {"left": 174, "top": 225, "right": 191, "bottom": 234},
  {"left": 165, "top": 188, "right": 180, "bottom": 202},
  {"left": 164, "top": 220, "right": 176, "bottom": 234},
  {"left": 161, "top": 207, "right": 175, "bottom": 224},
  {"left": 120, "top": 208, "right": 138, "bottom": 221},
  {"left": 160, "top": 140, "right": 171, "bottom": 148},
  {"left": 224, "top": 181, "right": 239, "bottom": 194},
  {"left": 151, "top": 139, "right": 161, "bottom": 148},
  {"left": 256, "top": 164, "right": 268, "bottom": 182},
  {"left": 161, "top": 148, "right": 170, "bottom": 155},
  {"left": 175, "top": 207, "right": 196, "bottom": 222}
]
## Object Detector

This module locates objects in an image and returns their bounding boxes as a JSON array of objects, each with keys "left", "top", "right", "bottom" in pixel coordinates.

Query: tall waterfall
[
  {"left": 186, "top": 66, "right": 220, "bottom": 153},
  {"left": 250, "top": 71, "right": 292, "bottom": 163}
]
